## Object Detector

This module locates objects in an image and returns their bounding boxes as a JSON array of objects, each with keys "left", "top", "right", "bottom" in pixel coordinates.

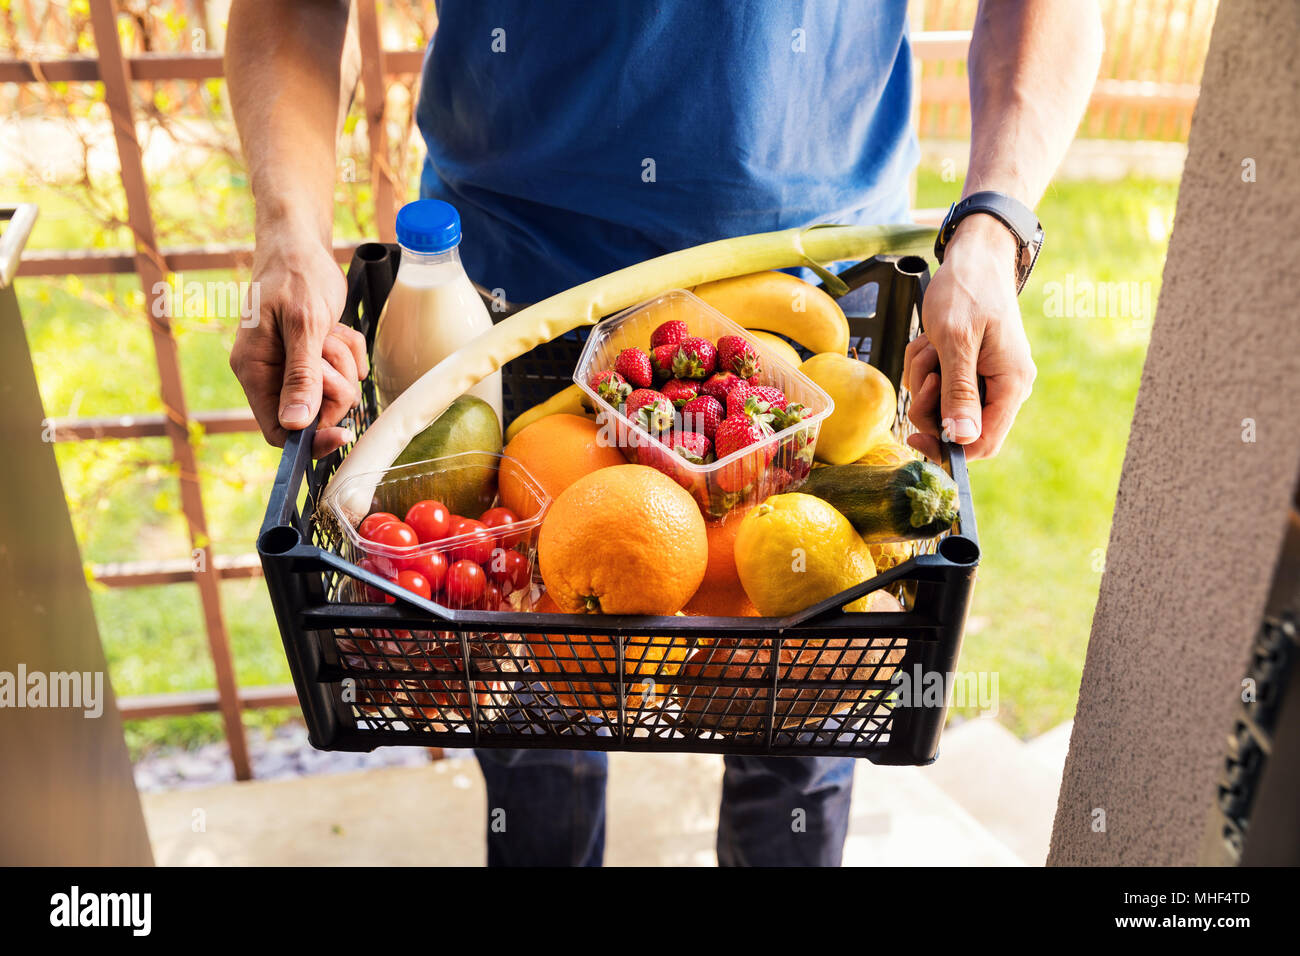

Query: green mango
[
  {"left": 384, "top": 396, "right": 504, "bottom": 518},
  {"left": 394, "top": 395, "right": 502, "bottom": 466}
]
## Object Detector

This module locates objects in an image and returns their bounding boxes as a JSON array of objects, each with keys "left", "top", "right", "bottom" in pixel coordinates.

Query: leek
[{"left": 323, "top": 223, "right": 934, "bottom": 524}]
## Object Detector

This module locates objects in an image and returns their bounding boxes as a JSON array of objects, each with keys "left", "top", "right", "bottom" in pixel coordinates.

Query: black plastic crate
[{"left": 257, "top": 243, "right": 979, "bottom": 764}]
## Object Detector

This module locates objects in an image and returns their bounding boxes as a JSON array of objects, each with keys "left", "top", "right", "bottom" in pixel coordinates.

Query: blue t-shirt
[{"left": 417, "top": 0, "right": 917, "bottom": 302}]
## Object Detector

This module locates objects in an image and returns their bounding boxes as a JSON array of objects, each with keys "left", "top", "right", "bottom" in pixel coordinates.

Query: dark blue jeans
[{"left": 474, "top": 748, "right": 855, "bottom": 866}]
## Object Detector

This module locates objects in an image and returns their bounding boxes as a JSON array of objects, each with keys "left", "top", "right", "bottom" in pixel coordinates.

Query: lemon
[
  {"left": 801, "top": 352, "right": 897, "bottom": 464},
  {"left": 734, "top": 493, "right": 876, "bottom": 616}
]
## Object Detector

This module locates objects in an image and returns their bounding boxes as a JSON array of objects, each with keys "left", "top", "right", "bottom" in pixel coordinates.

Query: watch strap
[{"left": 934, "top": 190, "right": 1044, "bottom": 293}]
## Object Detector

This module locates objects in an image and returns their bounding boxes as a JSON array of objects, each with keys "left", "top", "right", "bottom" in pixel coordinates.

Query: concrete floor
[{"left": 143, "top": 720, "right": 1065, "bottom": 866}]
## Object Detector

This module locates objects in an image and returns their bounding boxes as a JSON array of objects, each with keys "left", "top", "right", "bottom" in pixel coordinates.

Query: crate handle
[
  {"left": 314, "top": 547, "right": 467, "bottom": 620},
  {"left": 780, "top": 559, "right": 920, "bottom": 628},
  {"left": 259, "top": 412, "right": 320, "bottom": 537}
]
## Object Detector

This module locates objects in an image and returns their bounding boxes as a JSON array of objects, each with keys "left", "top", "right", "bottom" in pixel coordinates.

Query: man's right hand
[{"left": 230, "top": 229, "right": 367, "bottom": 459}]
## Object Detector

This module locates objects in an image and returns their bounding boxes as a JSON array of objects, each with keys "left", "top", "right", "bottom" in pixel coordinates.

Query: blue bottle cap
[{"left": 395, "top": 199, "right": 461, "bottom": 253}]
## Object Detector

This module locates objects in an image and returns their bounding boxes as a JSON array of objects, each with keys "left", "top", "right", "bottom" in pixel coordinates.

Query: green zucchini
[{"left": 799, "top": 459, "right": 960, "bottom": 543}]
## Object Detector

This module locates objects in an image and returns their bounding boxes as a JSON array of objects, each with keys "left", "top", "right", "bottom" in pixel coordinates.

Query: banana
[
  {"left": 691, "top": 271, "right": 849, "bottom": 356},
  {"left": 505, "top": 383, "right": 594, "bottom": 442}
]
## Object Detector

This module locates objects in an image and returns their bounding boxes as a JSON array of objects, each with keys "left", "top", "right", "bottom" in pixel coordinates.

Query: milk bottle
[{"left": 372, "top": 200, "right": 503, "bottom": 422}]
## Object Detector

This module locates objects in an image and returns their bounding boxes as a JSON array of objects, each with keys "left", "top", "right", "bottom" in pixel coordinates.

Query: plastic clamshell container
[
  {"left": 323, "top": 450, "right": 550, "bottom": 721},
  {"left": 573, "top": 290, "right": 834, "bottom": 518},
  {"left": 324, "top": 450, "right": 549, "bottom": 600}
]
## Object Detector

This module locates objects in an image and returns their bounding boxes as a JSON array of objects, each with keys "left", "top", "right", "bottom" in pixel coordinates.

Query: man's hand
[
  {"left": 903, "top": 214, "right": 1036, "bottom": 461},
  {"left": 229, "top": 229, "right": 366, "bottom": 459},
  {"left": 902, "top": 0, "right": 1102, "bottom": 461},
  {"left": 226, "top": 0, "right": 358, "bottom": 458}
]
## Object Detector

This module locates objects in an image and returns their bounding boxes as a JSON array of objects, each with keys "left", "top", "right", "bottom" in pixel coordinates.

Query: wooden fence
[
  {"left": 915, "top": 0, "right": 1218, "bottom": 142},
  {"left": 1, "top": 0, "right": 1216, "bottom": 780}
]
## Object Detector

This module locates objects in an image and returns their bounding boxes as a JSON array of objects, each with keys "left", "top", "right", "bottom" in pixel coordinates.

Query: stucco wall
[{"left": 1048, "top": 0, "right": 1300, "bottom": 865}]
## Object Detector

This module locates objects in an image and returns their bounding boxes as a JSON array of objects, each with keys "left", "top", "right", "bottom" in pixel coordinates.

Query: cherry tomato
[
  {"left": 447, "top": 518, "right": 495, "bottom": 564},
  {"left": 445, "top": 559, "right": 486, "bottom": 606},
  {"left": 487, "top": 548, "right": 531, "bottom": 592},
  {"left": 408, "top": 550, "right": 448, "bottom": 593},
  {"left": 396, "top": 569, "right": 432, "bottom": 600},
  {"left": 480, "top": 506, "right": 525, "bottom": 547},
  {"left": 368, "top": 520, "right": 419, "bottom": 550},
  {"left": 481, "top": 582, "right": 504, "bottom": 611},
  {"left": 357, "top": 558, "right": 396, "bottom": 604},
  {"left": 405, "top": 499, "right": 451, "bottom": 543},
  {"left": 359, "top": 512, "right": 399, "bottom": 540}
]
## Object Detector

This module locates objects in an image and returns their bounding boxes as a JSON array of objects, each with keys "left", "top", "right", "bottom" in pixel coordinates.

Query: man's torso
[{"left": 418, "top": 0, "right": 917, "bottom": 300}]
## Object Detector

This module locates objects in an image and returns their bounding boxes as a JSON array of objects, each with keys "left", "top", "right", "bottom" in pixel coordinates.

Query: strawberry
[
  {"left": 669, "top": 431, "right": 713, "bottom": 465},
  {"left": 700, "top": 371, "right": 743, "bottom": 402},
  {"left": 767, "top": 466, "right": 796, "bottom": 492},
  {"left": 725, "top": 386, "right": 779, "bottom": 431},
  {"left": 786, "top": 454, "right": 813, "bottom": 482},
  {"left": 671, "top": 337, "right": 717, "bottom": 379},
  {"left": 726, "top": 382, "right": 788, "bottom": 417},
  {"left": 614, "top": 347, "right": 654, "bottom": 388},
  {"left": 661, "top": 378, "right": 699, "bottom": 409},
  {"left": 728, "top": 382, "right": 785, "bottom": 411},
  {"left": 650, "top": 320, "right": 689, "bottom": 350},
  {"left": 714, "top": 413, "right": 774, "bottom": 459},
  {"left": 680, "top": 394, "right": 724, "bottom": 441},
  {"left": 716, "top": 334, "right": 762, "bottom": 382},
  {"left": 713, "top": 413, "right": 776, "bottom": 493},
  {"left": 588, "top": 369, "right": 632, "bottom": 406},
  {"left": 754, "top": 385, "right": 788, "bottom": 410},
  {"left": 625, "top": 388, "right": 675, "bottom": 434},
  {"left": 651, "top": 343, "right": 679, "bottom": 380}
]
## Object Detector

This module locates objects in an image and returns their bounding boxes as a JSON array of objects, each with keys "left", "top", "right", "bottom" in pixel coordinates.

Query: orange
[
  {"left": 524, "top": 592, "right": 690, "bottom": 715},
  {"left": 500, "top": 414, "right": 627, "bottom": 518},
  {"left": 538, "top": 464, "right": 707, "bottom": 615},
  {"left": 681, "top": 586, "right": 758, "bottom": 617},
  {"left": 683, "top": 513, "right": 759, "bottom": 617}
]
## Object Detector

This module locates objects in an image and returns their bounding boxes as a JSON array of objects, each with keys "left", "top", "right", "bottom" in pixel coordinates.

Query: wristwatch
[{"left": 933, "top": 190, "right": 1044, "bottom": 294}]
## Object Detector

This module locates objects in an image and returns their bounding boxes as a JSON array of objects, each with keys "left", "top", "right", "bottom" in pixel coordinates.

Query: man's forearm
[
  {"left": 964, "top": 0, "right": 1104, "bottom": 207},
  {"left": 225, "top": 0, "right": 358, "bottom": 248}
]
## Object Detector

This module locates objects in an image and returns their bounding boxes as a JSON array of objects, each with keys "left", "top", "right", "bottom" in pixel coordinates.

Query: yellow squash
[
  {"left": 856, "top": 434, "right": 920, "bottom": 467},
  {"left": 504, "top": 383, "right": 594, "bottom": 442},
  {"left": 692, "top": 271, "right": 850, "bottom": 355},
  {"left": 744, "top": 328, "right": 805, "bottom": 369}
]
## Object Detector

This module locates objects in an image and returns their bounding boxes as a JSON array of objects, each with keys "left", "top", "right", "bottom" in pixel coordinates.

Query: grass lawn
[{"left": 15, "top": 162, "right": 1176, "bottom": 753}]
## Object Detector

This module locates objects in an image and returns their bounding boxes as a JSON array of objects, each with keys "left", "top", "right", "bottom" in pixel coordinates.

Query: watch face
[
  {"left": 1016, "top": 227, "right": 1044, "bottom": 292},
  {"left": 934, "top": 203, "right": 958, "bottom": 263}
]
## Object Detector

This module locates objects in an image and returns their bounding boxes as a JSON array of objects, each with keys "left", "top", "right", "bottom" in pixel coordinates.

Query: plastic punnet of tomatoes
[{"left": 324, "top": 451, "right": 550, "bottom": 723}]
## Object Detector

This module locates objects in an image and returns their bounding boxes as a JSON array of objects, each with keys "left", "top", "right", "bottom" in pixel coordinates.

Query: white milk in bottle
[{"left": 372, "top": 199, "right": 503, "bottom": 421}]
